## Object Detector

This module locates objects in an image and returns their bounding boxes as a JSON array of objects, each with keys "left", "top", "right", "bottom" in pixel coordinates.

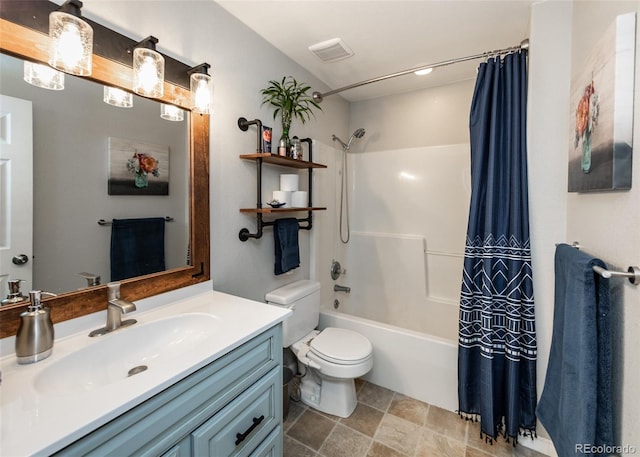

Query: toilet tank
[{"left": 266, "top": 280, "right": 321, "bottom": 347}]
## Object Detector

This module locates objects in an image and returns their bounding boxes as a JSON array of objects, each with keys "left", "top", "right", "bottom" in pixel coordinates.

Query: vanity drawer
[
  {"left": 192, "top": 367, "right": 280, "bottom": 456},
  {"left": 249, "top": 426, "right": 282, "bottom": 457},
  {"left": 55, "top": 325, "right": 282, "bottom": 457}
]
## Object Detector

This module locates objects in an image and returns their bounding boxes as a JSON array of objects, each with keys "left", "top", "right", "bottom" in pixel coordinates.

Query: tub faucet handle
[{"left": 330, "top": 260, "right": 342, "bottom": 280}]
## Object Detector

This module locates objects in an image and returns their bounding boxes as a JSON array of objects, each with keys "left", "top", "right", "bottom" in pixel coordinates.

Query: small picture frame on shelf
[{"left": 261, "top": 125, "right": 272, "bottom": 153}]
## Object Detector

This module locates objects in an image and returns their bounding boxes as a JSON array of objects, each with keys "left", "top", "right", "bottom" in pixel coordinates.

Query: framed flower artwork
[
  {"left": 568, "top": 12, "right": 635, "bottom": 192},
  {"left": 108, "top": 137, "right": 169, "bottom": 195}
]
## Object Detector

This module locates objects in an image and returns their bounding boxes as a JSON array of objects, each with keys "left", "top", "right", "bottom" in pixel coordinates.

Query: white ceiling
[{"left": 215, "top": 0, "right": 534, "bottom": 102}]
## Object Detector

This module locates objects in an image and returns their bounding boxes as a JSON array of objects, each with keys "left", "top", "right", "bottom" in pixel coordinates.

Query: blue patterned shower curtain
[{"left": 458, "top": 50, "right": 537, "bottom": 443}]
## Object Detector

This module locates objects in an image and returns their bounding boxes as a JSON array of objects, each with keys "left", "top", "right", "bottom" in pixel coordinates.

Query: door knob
[{"left": 12, "top": 254, "right": 29, "bottom": 265}]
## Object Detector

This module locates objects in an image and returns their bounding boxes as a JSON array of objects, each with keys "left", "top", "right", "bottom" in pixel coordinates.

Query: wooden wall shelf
[
  {"left": 236, "top": 120, "right": 326, "bottom": 242},
  {"left": 240, "top": 153, "right": 327, "bottom": 169},
  {"left": 240, "top": 207, "right": 327, "bottom": 214}
]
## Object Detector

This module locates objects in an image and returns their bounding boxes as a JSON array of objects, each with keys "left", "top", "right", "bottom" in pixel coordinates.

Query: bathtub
[{"left": 318, "top": 308, "right": 458, "bottom": 412}]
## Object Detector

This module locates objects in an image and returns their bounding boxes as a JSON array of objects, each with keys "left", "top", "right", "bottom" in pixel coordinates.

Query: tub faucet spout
[{"left": 334, "top": 284, "right": 351, "bottom": 294}]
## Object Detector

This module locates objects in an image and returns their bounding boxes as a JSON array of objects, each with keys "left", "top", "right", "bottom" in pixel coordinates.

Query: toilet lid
[{"left": 309, "top": 328, "right": 372, "bottom": 364}]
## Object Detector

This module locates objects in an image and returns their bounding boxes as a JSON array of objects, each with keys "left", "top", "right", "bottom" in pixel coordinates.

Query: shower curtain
[{"left": 457, "top": 50, "right": 537, "bottom": 443}]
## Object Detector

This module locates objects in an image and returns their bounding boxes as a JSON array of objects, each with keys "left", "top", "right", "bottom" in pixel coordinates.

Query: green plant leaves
[{"left": 260, "top": 76, "right": 322, "bottom": 126}]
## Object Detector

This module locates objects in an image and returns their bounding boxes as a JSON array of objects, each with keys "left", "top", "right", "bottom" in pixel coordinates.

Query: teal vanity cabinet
[{"left": 54, "top": 325, "right": 283, "bottom": 457}]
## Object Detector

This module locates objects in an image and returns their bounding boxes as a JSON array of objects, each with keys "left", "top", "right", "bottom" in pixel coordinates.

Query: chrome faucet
[
  {"left": 334, "top": 284, "right": 351, "bottom": 294},
  {"left": 89, "top": 282, "right": 137, "bottom": 337}
]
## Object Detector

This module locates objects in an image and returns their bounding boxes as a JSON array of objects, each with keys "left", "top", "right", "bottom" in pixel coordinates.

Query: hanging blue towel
[
  {"left": 274, "top": 218, "right": 300, "bottom": 275},
  {"left": 537, "top": 244, "right": 612, "bottom": 457},
  {"left": 110, "top": 218, "right": 166, "bottom": 281}
]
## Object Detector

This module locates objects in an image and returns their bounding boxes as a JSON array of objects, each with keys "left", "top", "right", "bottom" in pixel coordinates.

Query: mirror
[
  {"left": 0, "top": 10, "right": 210, "bottom": 339},
  {"left": 1, "top": 53, "right": 189, "bottom": 294}
]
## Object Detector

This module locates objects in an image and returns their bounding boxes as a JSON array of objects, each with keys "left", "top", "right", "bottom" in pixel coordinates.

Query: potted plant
[{"left": 260, "top": 76, "right": 322, "bottom": 150}]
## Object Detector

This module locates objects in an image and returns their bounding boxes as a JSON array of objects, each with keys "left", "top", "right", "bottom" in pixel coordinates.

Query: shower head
[
  {"left": 345, "top": 128, "right": 366, "bottom": 150},
  {"left": 332, "top": 128, "right": 366, "bottom": 152}
]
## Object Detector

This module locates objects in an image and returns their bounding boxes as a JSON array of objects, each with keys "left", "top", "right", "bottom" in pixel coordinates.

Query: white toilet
[{"left": 266, "top": 280, "right": 373, "bottom": 418}]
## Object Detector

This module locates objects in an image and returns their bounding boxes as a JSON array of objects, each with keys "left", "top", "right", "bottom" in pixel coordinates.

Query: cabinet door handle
[{"left": 235, "top": 415, "right": 264, "bottom": 446}]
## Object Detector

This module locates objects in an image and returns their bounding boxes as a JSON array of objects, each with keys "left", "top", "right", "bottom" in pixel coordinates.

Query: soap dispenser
[
  {"left": 1, "top": 279, "right": 27, "bottom": 305},
  {"left": 15, "top": 291, "right": 56, "bottom": 364}
]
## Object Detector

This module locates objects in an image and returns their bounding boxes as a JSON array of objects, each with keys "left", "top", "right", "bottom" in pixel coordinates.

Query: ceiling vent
[{"left": 308, "top": 38, "right": 354, "bottom": 62}]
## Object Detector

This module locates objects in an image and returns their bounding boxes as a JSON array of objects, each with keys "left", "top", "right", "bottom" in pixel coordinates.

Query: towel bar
[
  {"left": 592, "top": 265, "right": 639, "bottom": 285},
  {"left": 556, "top": 242, "right": 639, "bottom": 285},
  {"left": 98, "top": 217, "right": 174, "bottom": 226}
]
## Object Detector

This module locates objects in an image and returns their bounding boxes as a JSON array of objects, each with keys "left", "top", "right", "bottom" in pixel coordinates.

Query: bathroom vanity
[{"left": 0, "top": 289, "right": 290, "bottom": 456}]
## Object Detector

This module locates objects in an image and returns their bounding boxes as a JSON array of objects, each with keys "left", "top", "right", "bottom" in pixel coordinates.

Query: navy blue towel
[
  {"left": 110, "top": 218, "right": 166, "bottom": 281},
  {"left": 274, "top": 218, "right": 300, "bottom": 275},
  {"left": 537, "top": 244, "right": 612, "bottom": 457}
]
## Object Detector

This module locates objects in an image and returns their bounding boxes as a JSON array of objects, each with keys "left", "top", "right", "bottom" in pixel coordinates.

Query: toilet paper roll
[
  {"left": 280, "top": 174, "right": 299, "bottom": 191},
  {"left": 272, "top": 190, "right": 292, "bottom": 207},
  {"left": 292, "top": 191, "right": 308, "bottom": 208}
]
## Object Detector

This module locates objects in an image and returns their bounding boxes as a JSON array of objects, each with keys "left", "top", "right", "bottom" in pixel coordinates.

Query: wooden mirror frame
[{"left": 0, "top": 12, "right": 210, "bottom": 339}]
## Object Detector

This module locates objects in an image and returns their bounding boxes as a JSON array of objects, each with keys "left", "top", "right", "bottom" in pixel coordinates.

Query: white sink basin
[{"left": 34, "top": 313, "right": 219, "bottom": 395}]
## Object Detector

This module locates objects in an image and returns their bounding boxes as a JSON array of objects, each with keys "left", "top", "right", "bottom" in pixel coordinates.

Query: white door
[{"left": 0, "top": 94, "right": 33, "bottom": 298}]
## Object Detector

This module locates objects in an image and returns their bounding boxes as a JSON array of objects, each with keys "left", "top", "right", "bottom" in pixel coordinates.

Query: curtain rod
[{"left": 312, "top": 39, "right": 529, "bottom": 103}]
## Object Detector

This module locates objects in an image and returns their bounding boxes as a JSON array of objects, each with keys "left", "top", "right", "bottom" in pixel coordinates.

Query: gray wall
[{"left": 80, "top": 1, "right": 350, "bottom": 303}]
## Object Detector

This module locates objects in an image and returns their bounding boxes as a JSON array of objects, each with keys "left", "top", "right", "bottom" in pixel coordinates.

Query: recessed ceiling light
[{"left": 414, "top": 68, "right": 433, "bottom": 76}]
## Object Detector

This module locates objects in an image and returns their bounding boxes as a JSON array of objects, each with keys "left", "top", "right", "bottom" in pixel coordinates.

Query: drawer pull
[{"left": 235, "top": 415, "right": 265, "bottom": 446}]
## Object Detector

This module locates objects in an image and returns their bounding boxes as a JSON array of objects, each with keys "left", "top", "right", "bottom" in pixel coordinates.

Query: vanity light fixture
[
  {"left": 160, "top": 104, "right": 184, "bottom": 121},
  {"left": 48, "top": 0, "right": 93, "bottom": 76},
  {"left": 23, "top": 61, "right": 65, "bottom": 90},
  {"left": 133, "top": 36, "right": 165, "bottom": 98},
  {"left": 188, "top": 63, "right": 213, "bottom": 114},
  {"left": 103, "top": 86, "right": 133, "bottom": 108}
]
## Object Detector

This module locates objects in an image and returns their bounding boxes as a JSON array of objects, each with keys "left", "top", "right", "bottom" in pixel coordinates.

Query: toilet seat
[
  {"left": 309, "top": 328, "right": 372, "bottom": 365},
  {"left": 292, "top": 328, "right": 373, "bottom": 380}
]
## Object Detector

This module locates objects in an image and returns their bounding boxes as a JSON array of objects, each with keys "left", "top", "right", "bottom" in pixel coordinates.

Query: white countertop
[{"left": 0, "top": 288, "right": 290, "bottom": 457}]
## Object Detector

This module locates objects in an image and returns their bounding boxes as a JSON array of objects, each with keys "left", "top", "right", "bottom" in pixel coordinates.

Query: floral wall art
[
  {"left": 108, "top": 137, "right": 169, "bottom": 196},
  {"left": 568, "top": 12, "right": 635, "bottom": 192}
]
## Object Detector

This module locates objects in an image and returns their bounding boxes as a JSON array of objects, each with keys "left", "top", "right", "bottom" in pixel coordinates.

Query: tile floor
[{"left": 283, "top": 379, "right": 549, "bottom": 457}]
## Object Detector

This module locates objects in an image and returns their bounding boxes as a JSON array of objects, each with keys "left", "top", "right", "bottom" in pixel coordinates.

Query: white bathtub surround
[
  {"left": 329, "top": 143, "right": 471, "bottom": 339},
  {"left": 342, "top": 231, "right": 459, "bottom": 341},
  {"left": 0, "top": 288, "right": 290, "bottom": 456}
]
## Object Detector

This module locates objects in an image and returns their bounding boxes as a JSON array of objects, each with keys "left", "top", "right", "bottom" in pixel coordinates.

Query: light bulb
[
  {"left": 133, "top": 45, "right": 164, "bottom": 98},
  {"left": 160, "top": 104, "right": 184, "bottom": 121},
  {"left": 104, "top": 86, "right": 133, "bottom": 108},
  {"left": 49, "top": 6, "right": 93, "bottom": 76},
  {"left": 190, "top": 71, "right": 212, "bottom": 114},
  {"left": 23, "top": 61, "right": 65, "bottom": 90}
]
